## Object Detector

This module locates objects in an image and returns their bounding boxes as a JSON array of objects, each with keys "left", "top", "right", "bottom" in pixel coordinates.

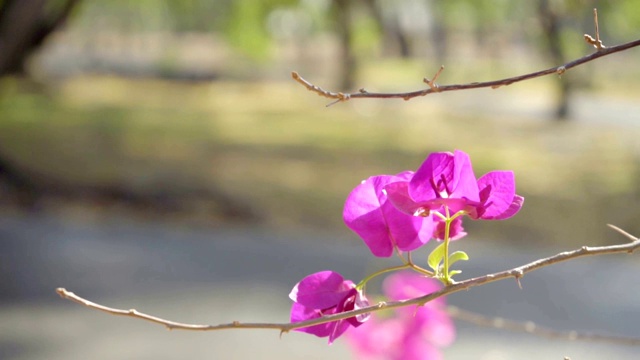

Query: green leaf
[
  {"left": 448, "top": 270, "right": 462, "bottom": 277},
  {"left": 428, "top": 242, "right": 446, "bottom": 272},
  {"left": 448, "top": 251, "right": 469, "bottom": 266}
]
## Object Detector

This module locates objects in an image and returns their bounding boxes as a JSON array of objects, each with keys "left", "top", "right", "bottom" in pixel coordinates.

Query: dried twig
[
  {"left": 293, "top": 9, "right": 638, "bottom": 103},
  {"left": 584, "top": 8, "right": 606, "bottom": 50},
  {"left": 57, "top": 225, "right": 639, "bottom": 343}
]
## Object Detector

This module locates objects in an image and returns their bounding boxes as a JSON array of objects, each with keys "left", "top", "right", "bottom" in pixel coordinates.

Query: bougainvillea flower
[
  {"left": 385, "top": 150, "right": 523, "bottom": 221},
  {"left": 343, "top": 172, "right": 435, "bottom": 257},
  {"left": 345, "top": 272, "right": 455, "bottom": 360},
  {"left": 289, "top": 271, "right": 370, "bottom": 344}
]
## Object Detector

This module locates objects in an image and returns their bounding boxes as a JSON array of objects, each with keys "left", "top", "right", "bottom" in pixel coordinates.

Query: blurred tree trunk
[
  {"left": 332, "top": 0, "right": 356, "bottom": 91},
  {"left": 363, "top": 0, "right": 411, "bottom": 58},
  {"left": 0, "top": 0, "right": 80, "bottom": 75},
  {"left": 537, "top": 0, "right": 572, "bottom": 120},
  {"left": 0, "top": 0, "right": 81, "bottom": 206}
]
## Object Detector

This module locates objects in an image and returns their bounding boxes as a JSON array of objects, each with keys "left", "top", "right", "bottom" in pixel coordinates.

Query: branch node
[
  {"left": 556, "top": 66, "right": 566, "bottom": 76},
  {"left": 423, "top": 65, "right": 444, "bottom": 92},
  {"left": 511, "top": 269, "right": 524, "bottom": 289}
]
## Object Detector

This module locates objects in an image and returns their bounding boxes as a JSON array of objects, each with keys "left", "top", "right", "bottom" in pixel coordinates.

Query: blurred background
[{"left": 1, "top": 1, "right": 639, "bottom": 359}]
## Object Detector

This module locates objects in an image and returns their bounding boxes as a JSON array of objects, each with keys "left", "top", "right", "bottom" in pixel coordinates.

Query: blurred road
[{"left": 1, "top": 213, "right": 638, "bottom": 359}]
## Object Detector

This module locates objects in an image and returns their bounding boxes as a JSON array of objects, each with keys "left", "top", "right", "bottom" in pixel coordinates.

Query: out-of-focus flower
[{"left": 345, "top": 272, "right": 455, "bottom": 360}]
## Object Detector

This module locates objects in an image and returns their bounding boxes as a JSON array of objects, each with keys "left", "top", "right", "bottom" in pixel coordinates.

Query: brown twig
[
  {"left": 57, "top": 224, "right": 639, "bottom": 343},
  {"left": 446, "top": 305, "right": 640, "bottom": 346},
  {"left": 293, "top": 30, "right": 639, "bottom": 103},
  {"left": 584, "top": 8, "right": 606, "bottom": 50}
]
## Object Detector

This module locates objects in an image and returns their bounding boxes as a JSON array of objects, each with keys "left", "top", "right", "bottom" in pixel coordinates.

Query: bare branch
[
  {"left": 446, "top": 305, "right": 640, "bottom": 346},
  {"left": 55, "top": 288, "right": 284, "bottom": 332},
  {"left": 57, "top": 226, "right": 639, "bottom": 343},
  {"left": 292, "top": 38, "right": 640, "bottom": 102}
]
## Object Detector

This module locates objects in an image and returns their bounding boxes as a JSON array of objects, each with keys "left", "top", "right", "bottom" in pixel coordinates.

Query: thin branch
[
  {"left": 292, "top": 37, "right": 640, "bottom": 103},
  {"left": 446, "top": 305, "right": 640, "bottom": 346},
  {"left": 57, "top": 225, "right": 639, "bottom": 342},
  {"left": 54, "top": 287, "right": 284, "bottom": 331}
]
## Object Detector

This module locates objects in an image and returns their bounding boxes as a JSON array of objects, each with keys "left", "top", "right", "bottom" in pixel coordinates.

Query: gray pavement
[{"left": 1, "top": 213, "right": 638, "bottom": 359}]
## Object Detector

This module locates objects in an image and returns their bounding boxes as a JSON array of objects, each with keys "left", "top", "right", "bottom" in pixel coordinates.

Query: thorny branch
[
  {"left": 293, "top": 9, "right": 640, "bottom": 104},
  {"left": 57, "top": 225, "right": 639, "bottom": 344}
]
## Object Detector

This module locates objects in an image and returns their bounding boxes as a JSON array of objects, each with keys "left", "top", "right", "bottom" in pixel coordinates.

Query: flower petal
[
  {"left": 290, "top": 302, "right": 333, "bottom": 337},
  {"left": 290, "top": 271, "right": 352, "bottom": 309},
  {"left": 409, "top": 150, "right": 480, "bottom": 203},
  {"left": 475, "top": 171, "right": 519, "bottom": 219},
  {"left": 450, "top": 150, "right": 480, "bottom": 202},
  {"left": 496, "top": 194, "right": 524, "bottom": 219},
  {"left": 344, "top": 175, "right": 433, "bottom": 257},
  {"left": 330, "top": 288, "right": 362, "bottom": 343},
  {"left": 409, "top": 152, "right": 453, "bottom": 202},
  {"left": 384, "top": 181, "right": 423, "bottom": 216}
]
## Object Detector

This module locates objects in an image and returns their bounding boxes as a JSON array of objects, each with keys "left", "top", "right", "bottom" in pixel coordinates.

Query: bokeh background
[{"left": 1, "top": 1, "right": 639, "bottom": 359}]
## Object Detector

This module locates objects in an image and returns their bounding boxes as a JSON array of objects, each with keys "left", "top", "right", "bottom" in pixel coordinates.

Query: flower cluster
[
  {"left": 346, "top": 272, "right": 455, "bottom": 360},
  {"left": 345, "top": 150, "right": 523, "bottom": 257},
  {"left": 289, "top": 150, "right": 523, "bottom": 351}
]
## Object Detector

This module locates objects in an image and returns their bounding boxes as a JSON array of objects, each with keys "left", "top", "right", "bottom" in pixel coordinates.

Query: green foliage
[
  {"left": 448, "top": 251, "right": 469, "bottom": 266},
  {"left": 223, "top": 0, "right": 273, "bottom": 59},
  {"left": 428, "top": 242, "right": 446, "bottom": 273}
]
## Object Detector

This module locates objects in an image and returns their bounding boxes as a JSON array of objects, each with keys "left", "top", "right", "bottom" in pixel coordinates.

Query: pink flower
[
  {"left": 343, "top": 172, "right": 435, "bottom": 257},
  {"left": 385, "top": 150, "right": 524, "bottom": 222},
  {"left": 346, "top": 272, "right": 455, "bottom": 360},
  {"left": 289, "top": 271, "right": 370, "bottom": 344}
]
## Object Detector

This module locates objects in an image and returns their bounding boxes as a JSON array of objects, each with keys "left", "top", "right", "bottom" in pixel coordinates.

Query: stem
[
  {"left": 441, "top": 206, "right": 453, "bottom": 285},
  {"left": 442, "top": 219, "right": 452, "bottom": 284},
  {"left": 400, "top": 251, "right": 435, "bottom": 277}
]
